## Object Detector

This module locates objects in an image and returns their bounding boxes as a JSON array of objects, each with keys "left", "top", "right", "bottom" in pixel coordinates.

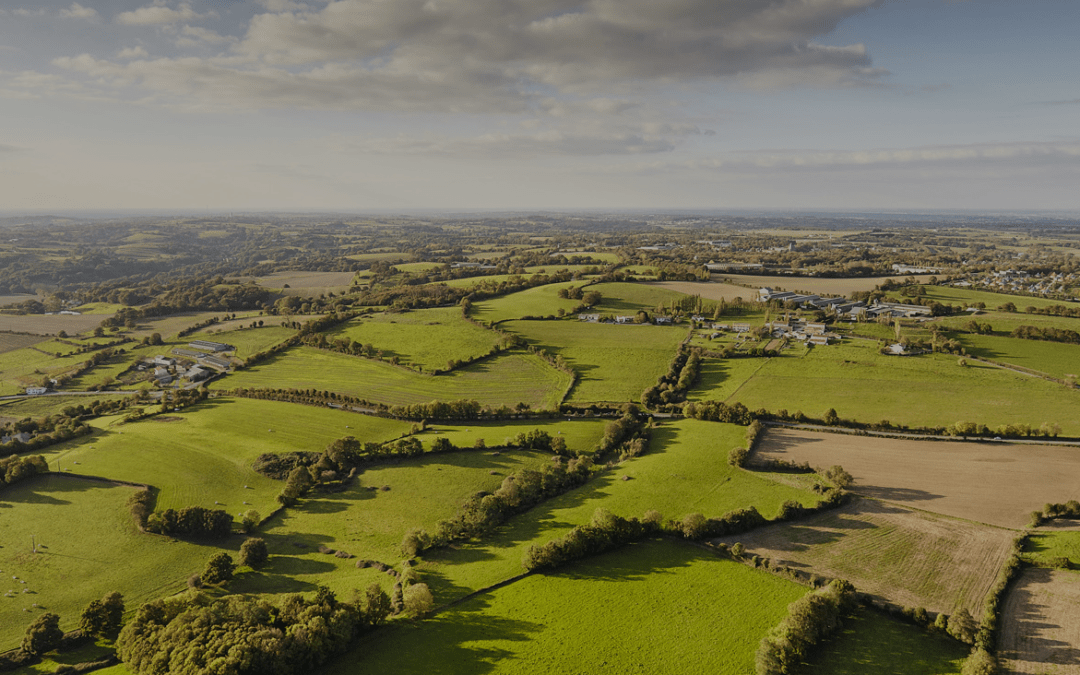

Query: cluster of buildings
[
  {"left": 758, "top": 288, "right": 933, "bottom": 319},
  {"left": 139, "top": 340, "right": 235, "bottom": 385},
  {"left": 964, "top": 270, "right": 1078, "bottom": 298},
  {"left": 764, "top": 317, "right": 833, "bottom": 346}
]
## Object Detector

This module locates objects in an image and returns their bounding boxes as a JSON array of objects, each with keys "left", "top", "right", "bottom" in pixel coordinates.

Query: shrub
[
  {"left": 403, "top": 583, "right": 435, "bottom": 618},
  {"left": 201, "top": 552, "right": 236, "bottom": 585},
  {"left": 238, "top": 538, "right": 269, "bottom": 569},
  {"left": 23, "top": 612, "right": 63, "bottom": 655}
]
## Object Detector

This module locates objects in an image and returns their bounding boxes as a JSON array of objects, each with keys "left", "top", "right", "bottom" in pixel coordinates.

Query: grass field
[
  {"left": 39, "top": 398, "right": 414, "bottom": 515},
  {"left": 646, "top": 280, "right": 761, "bottom": 304},
  {"left": 185, "top": 325, "right": 297, "bottom": 359},
  {"left": 934, "top": 309, "right": 1080, "bottom": 335},
  {"left": 1023, "top": 528, "right": 1080, "bottom": 568},
  {"left": 416, "top": 418, "right": 611, "bottom": 454},
  {"left": 953, "top": 334, "right": 1080, "bottom": 379},
  {"left": 718, "top": 499, "right": 1016, "bottom": 616},
  {"left": 231, "top": 448, "right": 554, "bottom": 600},
  {"left": 470, "top": 281, "right": 590, "bottom": 323},
  {"left": 686, "top": 357, "right": 769, "bottom": 402},
  {"left": 588, "top": 281, "right": 689, "bottom": 314},
  {"left": 805, "top": 608, "right": 966, "bottom": 675},
  {"left": 323, "top": 539, "right": 807, "bottom": 675},
  {"left": 0, "top": 346, "right": 95, "bottom": 395},
  {"left": 920, "top": 286, "right": 1079, "bottom": 312},
  {"left": 0, "top": 314, "right": 109, "bottom": 336},
  {"left": 216, "top": 347, "right": 572, "bottom": 410},
  {"left": 999, "top": 568, "right": 1080, "bottom": 674},
  {"left": 422, "top": 420, "right": 822, "bottom": 601},
  {"left": 0, "top": 394, "right": 126, "bottom": 425},
  {"left": 327, "top": 307, "right": 501, "bottom": 372},
  {"left": 501, "top": 320, "right": 686, "bottom": 403},
  {"left": 248, "top": 271, "right": 357, "bottom": 295},
  {"left": 0, "top": 475, "right": 215, "bottom": 650},
  {"left": 720, "top": 339, "right": 1080, "bottom": 434},
  {"left": 717, "top": 274, "right": 936, "bottom": 296},
  {"left": 756, "top": 429, "right": 1080, "bottom": 528}
]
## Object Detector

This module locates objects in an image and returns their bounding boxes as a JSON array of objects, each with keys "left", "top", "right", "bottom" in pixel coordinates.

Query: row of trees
[
  {"left": 641, "top": 349, "right": 701, "bottom": 409},
  {"left": 755, "top": 580, "right": 858, "bottom": 675},
  {"left": 0, "top": 454, "right": 48, "bottom": 487},
  {"left": 523, "top": 508, "right": 660, "bottom": 571},
  {"left": 1011, "top": 324, "right": 1080, "bottom": 344},
  {"left": 145, "top": 506, "right": 233, "bottom": 539}
]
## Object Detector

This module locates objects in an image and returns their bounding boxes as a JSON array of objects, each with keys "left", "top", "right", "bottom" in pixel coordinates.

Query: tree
[
  {"left": 23, "top": 612, "right": 63, "bottom": 655},
  {"left": 359, "top": 583, "right": 391, "bottom": 627},
  {"left": 403, "top": 583, "right": 434, "bottom": 618},
  {"left": 201, "top": 552, "right": 236, "bottom": 584},
  {"left": 948, "top": 608, "right": 978, "bottom": 644},
  {"left": 823, "top": 408, "right": 840, "bottom": 426},
  {"left": 79, "top": 599, "right": 107, "bottom": 636},
  {"left": 238, "top": 537, "right": 268, "bottom": 568},
  {"left": 101, "top": 592, "right": 124, "bottom": 636},
  {"left": 240, "top": 509, "right": 261, "bottom": 533}
]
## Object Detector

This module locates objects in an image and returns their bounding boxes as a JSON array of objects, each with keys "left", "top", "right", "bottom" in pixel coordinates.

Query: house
[
  {"left": 690, "top": 315, "right": 707, "bottom": 322},
  {"left": 189, "top": 340, "right": 235, "bottom": 353},
  {"left": 152, "top": 356, "right": 176, "bottom": 367},
  {"left": 186, "top": 366, "right": 209, "bottom": 381},
  {"left": 711, "top": 323, "right": 729, "bottom": 330},
  {"left": 805, "top": 322, "right": 827, "bottom": 335},
  {"left": 654, "top": 316, "right": 673, "bottom": 325},
  {"left": 614, "top": 316, "right": 636, "bottom": 324},
  {"left": 1, "top": 432, "right": 32, "bottom": 444},
  {"left": 886, "top": 343, "right": 906, "bottom": 355},
  {"left": 25, "top": 387, "right": 48, "bottom": 395},
  {"left": 732, "top": 323, "right": 751, "bottom": 333},
  {"left": 808, "top": 335, "right": 830, "bottom": 346}
]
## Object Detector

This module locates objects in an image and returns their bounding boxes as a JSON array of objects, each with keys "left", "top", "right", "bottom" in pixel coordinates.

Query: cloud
[
  {"left": 256, "top": 0, "right": 311, "bottom": 11},
  {"left": 115, "top": 1, "right": 209, "bottom": 26},
  {"left": 12, "top": 8, "right": 47, "bottom": 17},
  {"left": 59, "top": 3, "right": 99, "bottom": 20},
  {"left": 176, "top": 26, "right": 236, "bottom": 48},
  {"left": 117, "top": 46, "right": 150, "bottom": 59},
  {"left": 1045, "top": 98, "right": 1080, "bottom": 106}
]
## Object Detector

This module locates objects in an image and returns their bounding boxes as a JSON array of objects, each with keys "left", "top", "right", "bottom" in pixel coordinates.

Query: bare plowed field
[
  {"left": 755, "top": 429, "right": 1080, "bottom": 528},
  {"left": 1000, "top": 568, "right": 1080, "bottom": 674},
  {"left": 645, "top": 281, "right": 759, "bottom": 303},
  {"left": 714, "top": 499, "right": 1015, "bottom": 616},
  {"left": 0, "top": 313, "right": 111, "bottom": 335}
]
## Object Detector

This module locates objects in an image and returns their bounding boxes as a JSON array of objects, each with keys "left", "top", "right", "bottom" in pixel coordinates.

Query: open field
[
  {"left": 647, "top": 280, "right": 763, "bottom": 303},
  {"left": 935, "top": 310, "right": 1080, "bottom": 335},
  {"left": 805, "top": 608, "right": 966, "bottom": 675},
  {"left": 424, "top": 420, "right": 823, "bottom": 600},
  {"left": 954, "top": 334, "right": 1080, "bottom": 380},
  {"left": 721, "top": 340, "right": 1080, "bottom": 434},
  {"left": 470, "top": 281, "right": 588, "bottom": 323},
  {"left": 0, "top": 475, "right": 216, "bottom": 650},
  {"left": 715, "top": 498, "right": 1016, "bottom": 616},
  {"left": 756, "top": 429, "right": 1080, "bottom": 528},
  {"left": 588, "top": 281, "right": 689, "bottom": 314},
  {"left": 1023, "top": 528, "right": 1080, "bottom": 568},
  {"left": 324, "top": 539, "right": 807, "bottom": 675},
  {"left": 216, "top": 347, "right": 572, "bottom": 410},
  {"left": 416, "top": 418, "right": 611, "bottom": 454},
  {"left": 0, "top": 394, "right": 126, "bottom": 425},
  {"left": 0, "top": 346, "right": 97, "bottom": 396},
  {"left": 0, "top": 292, "right": 45, "bottom": 307},
  {"left": 186, "top": 325, "right": 297, "bottom": 358},
  {"left": 232, "top": 448, "right": 553, "bottom": 600},
  {"left": 999, "top": 568, "right": 1080, "bottom": 674},
  {"left": 328, "top": 307, "right": 501, "bottom": 371},
  {"left": 502, "top": 320, "right": 686, "bottom": 403},
  {"left": 715, "top": 274, "right": 937, "bottom": 296},
  {"left": 686, "top": 357, "right": 769, "bottom": 402},
  {"left": 246, "top": 271, "right": 357, "bottom": 295},
  {"left": 922, "top": 286, "right": 1080, "bottom": 312},
  {"left": 0, "top": 314, "right": 109, "bottom": 336},
  {"left": 40, "top": 398, "right": 414, "bottom": 515},
  {"left": 0, "top": 332, "right": 46, "bottom": 354}
]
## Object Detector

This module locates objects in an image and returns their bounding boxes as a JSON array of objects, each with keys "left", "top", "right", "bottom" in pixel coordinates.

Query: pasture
[
  {"left": 686, "top": 357, "right": 769, "bottom": 402},
  {"left": 755, "top": 429, "right": 1080, "bottom": 528},
  {"left": 327, "top": 307, "right": 501, "bottom": 372},
  {"left": 954, "top": 333, "right": 1080, "bottom": 380},
  {"left": 0, "top": 346, "right": 95, "bottom": 396},
  {"left": 232, "top": 447, "right": 553, "bottom": 600},
  {"left": 416, "top": 418, "right": 611, "bottom": 454},
  {"left": 998, "top": 568, "right": 1080, "bottom": 674},
  {"left": 715, "top": 274, "right": 936, "bottom": 296},
  {"left": 0, "top": 475, "right": 216, "bottom": 651},
  {"left": 805, "top": 608, "right": 966, "bottom": 675},
  {"left": 424, "top": 420, "right": 822, "bottom": 599},
  {"left": 1023, "top": 528, "right": 1080, "bottom": 568},
  {"left": 248, "top": 271, "right": 357, "bottom": 295},
  {"left": 935, "top": 309, "right": 1080, "bottom": 335},
  {"left": 716, "top": 499, "right": 1016, "bottom": 616},
  {"left": 921, "top": 285, "right": 1079, "bottom": 312},
  {"left": 186, "top": 325, "right": 297, "bottom": 358},
  {"left": 216, "top": 347, "right": 572, "bottom": 410},
  {"left": 325, "top": 539, "right": 807, "bottom": 675},
  {"left": 469, "top": 281, "right": 589, "bottom": 323},
  {"left": 0, "top": 394, "right": 126, "bottom": 425},
  {"left": 721, "top": 339, "right": 1080, "bottom": 434},
  {"left": 588, "top": 281, "right": 689, "bottom": 314},
  {"left": 39, "top": 398, "right": 414, "bottom": 515},
  {"left": 647, "top": 280, "right": 762, "bottom": 304},
  {"left": 501, "top": 320, "right": 686, "bottom": 403},
  {"left": 0, "top": 313, "right": 109, "bottom": 336}
]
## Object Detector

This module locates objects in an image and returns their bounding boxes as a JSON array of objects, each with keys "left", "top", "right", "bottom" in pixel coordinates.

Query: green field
[
  {"left": 502, "top": 320, "right": 686, "bottom": 403},
  {"left": 0, "top": 394, "right": 126, "bottom": 423},
  {"left": 589, "top": 281, "right": 689, "bottom": 314},
  {"left": 416, "top": 418, "right": 611, "bottom": 454},
  {"left": 1023, "top": 530, "right": 1080, "bottom": 568},
  {"left": 0, "top": 346, "right": 95, "bottom": 395},
  {"left": 805, "top": 608, "right": 966, "bottom": 675},
  {"left": 686, "top": 357, "right": 769, "bottom": 402},
  {"left": 955, "top": 333, "right": 1080, "bottom": 379},
  {"left": 39, "top": 398, "right": 414, "bottom": 515},
  {"left": 0, "top": 475, "right": 214, "bottom": 650},
  {"left": 327, "top": 307, "right": 501, "bottom": 371},
  {"left": 423, "top": 419, "right": 822, "bottom": 600},
  {"left": 920, "top": 285, "right": 1078, "bottom": 312},
  {"left": 470, "top": 281, "right": 590, "bottom": 323},
  {"left": 186, "top": 325, "right": 297, "bottom": 358},
  {"left": 232, "top": 447, "right": 554, "bottom": 600},
  {"left": 323, "top": 539, "right": 807, "bottom": 675},
  {"left": 934, "top": 309, "right": 1080, "bottom": 335},
  {"left": 717, "top": 339, "right": 1080, "bottom": 433},
  {"left": 217, "top": 347, "right": 572, "bottom": 410}
]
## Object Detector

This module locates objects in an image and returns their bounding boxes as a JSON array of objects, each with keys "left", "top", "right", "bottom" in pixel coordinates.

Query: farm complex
[{"left": 1, "top": 213, "right": 1079, "bottom": 675}]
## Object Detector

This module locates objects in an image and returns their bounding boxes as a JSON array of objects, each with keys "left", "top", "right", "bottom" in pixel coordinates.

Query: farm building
[
  {"left": 25, "top": 387, "right": 48, "bottom": 395},
  {"left": 152, "top": 356, "right": 176, "bottom": 367},
  {"left": 615, "top": 316, "right": 636, "bottom": 324},
  {"left": 200, "top": 355, "right": 232, "bottom": 370},
  {"left": 808, "top": 335, "right": 831, "bottom": 346},
  {"left": 578, "top": 314, "right": 600, "bottom": 322},
  {"left": 654, "top": 316, "right": 673, "bottom": 325},
  {"left": 732, "top": 323, "right": 751, "bottom": 333},
  {"left": 189, "top": 340, "right": 235, "bottom": 352},
  {"left": 805, "top": 322, "right": 827, "bottom": 335},
  {"left": 172, "top": 348, "right": 203, "bottom": 358}
]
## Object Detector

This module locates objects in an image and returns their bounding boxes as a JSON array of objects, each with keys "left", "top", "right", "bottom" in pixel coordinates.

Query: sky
[{"left": 0, "top": 0, "right": 1078, "bottom": 213}]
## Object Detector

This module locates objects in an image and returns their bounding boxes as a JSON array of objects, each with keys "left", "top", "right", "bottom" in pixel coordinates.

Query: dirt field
[
  {"left": 0, "top": 293, "right": 44, "bottom": 307},
  {"left": 645, "top": 281, "right": 759, "bottom": 303},
  {"left": 244, "top": 271, "right": 356, "bottom": 296},
  {"left": 999, "top": 568, "right": 1080, "bottom": 674},
  {"left": 710, "top": 274, "right": 937, "bottom": 296},
  {"left": 714, "top": 498, "right": 1015, "bottom": 616},
  {"left": 0, "top": 332, "right": 46, "bottom": 354},
  {"left": 0, "top": 313, "right": 111, "bottom": 336},
  {"left": 755, "top": 429, "right": 1080, "bottom": 528}
]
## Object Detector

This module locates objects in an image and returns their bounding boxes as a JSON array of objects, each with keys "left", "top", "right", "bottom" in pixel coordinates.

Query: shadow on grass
[{"left": 0, "top": 473, "right": 116, "bottom": 506}]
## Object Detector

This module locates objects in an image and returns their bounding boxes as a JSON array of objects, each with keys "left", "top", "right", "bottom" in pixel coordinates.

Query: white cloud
[
  {"left": 256, "top": 0, "right": 311, "bottom": 11},
  {"left": 117, "top": 46, "right": 150, "bottom": 59},
  {"left": 59, "top": 3, "right": 99, "bottom": 21},
  {"left": 176, "top": 26, "right": 236, "bottom": 48},
  {"left": 13, "top": 8, "right": 47, "bottom": 17},
  {"left": 115, "top": 1, "right": 209, "bottom": 26}
]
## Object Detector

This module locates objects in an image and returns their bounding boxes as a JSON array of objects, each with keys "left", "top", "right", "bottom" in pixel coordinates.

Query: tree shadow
[{"left": 1000, "top": 568, "right": 1080, "bottom": 668}]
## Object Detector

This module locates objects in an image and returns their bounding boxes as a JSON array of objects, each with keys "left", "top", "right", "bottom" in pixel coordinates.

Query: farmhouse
[
  {"left": 25, "top": 386, "right": 48, "bottom": 395},
  {"left": 805, "top": 322, "right": 827, "bottom": 335},
  {"left": 189, "top": 340, "right": 234, "bottom": 353},
  {"left": 615, "top": 316, "right": 636, "bottom": 324},
  {"left": 654, "top": 316, "right": 673, "bottom": 325},
  {"left": 732, "top": 323, "right": 751, "bottom": 333},
  {"left": 577, "top": 314, "right": 600, "bottom": 322},
  {"left": 808, "top": 335, "right": 831, "bottom": 346}
]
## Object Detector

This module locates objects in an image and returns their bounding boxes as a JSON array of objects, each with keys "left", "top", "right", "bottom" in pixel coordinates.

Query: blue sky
[{"left": 0, "top": 0, "right": 1077, "bottom": 212}]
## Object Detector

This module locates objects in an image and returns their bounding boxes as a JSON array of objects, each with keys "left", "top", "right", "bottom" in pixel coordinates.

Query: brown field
[
  {"left": 0, "top": 313, "right": 111, "bottom": 336},
  {"left": 244, "top": 271, "right": 357, "bottom": 296},
  {"left": 711, "top": 273, "right": 937, "bottom": 296},
  {"left": 755, "top": 429, "right": 1080, "bottom": 528},
  {"left": 1000, "top": 568, "right": 1080, "bottom": 674},
  {"left": 715, "top": 498, "right": 1015, "bottom": 616},
  {"left": 0, "top": 332, "right": 46, "bottom": 354},
  {"left": 0, "top": 292, "right": 45, "bottom": 307},
  {"left": 645, "top": 281, "right": 759, "bottom": 303}
]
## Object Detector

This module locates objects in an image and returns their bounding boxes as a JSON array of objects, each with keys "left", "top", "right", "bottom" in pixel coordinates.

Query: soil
[{"left": 1000, "top": 568, "right": 1080, "bottom": 674}]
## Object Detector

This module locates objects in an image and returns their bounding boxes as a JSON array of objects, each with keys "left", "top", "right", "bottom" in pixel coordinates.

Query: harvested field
[
  {"left": 999, "top": 568, "right": 1080, "bottom": 674},
  {"left": 755, "top": 429, "right": 1080, "bottom": 528},
  {"left": 715, "top": 498, "right": 1016, "bottom": 616},
  {"left": 0, "top": 332, "right": 45, "bottom": 354},
  {"left": 0, "top": 313, "right": 110, "bottom": 335},
  {"left": 713, "top": 273, "right": 936, "bottom": 296},
  {"left": 646, "top": 280, "right": 761, "bottom": 303},
  {"left": 247, "top": 271, "right": 356, "bottom": 295}
]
